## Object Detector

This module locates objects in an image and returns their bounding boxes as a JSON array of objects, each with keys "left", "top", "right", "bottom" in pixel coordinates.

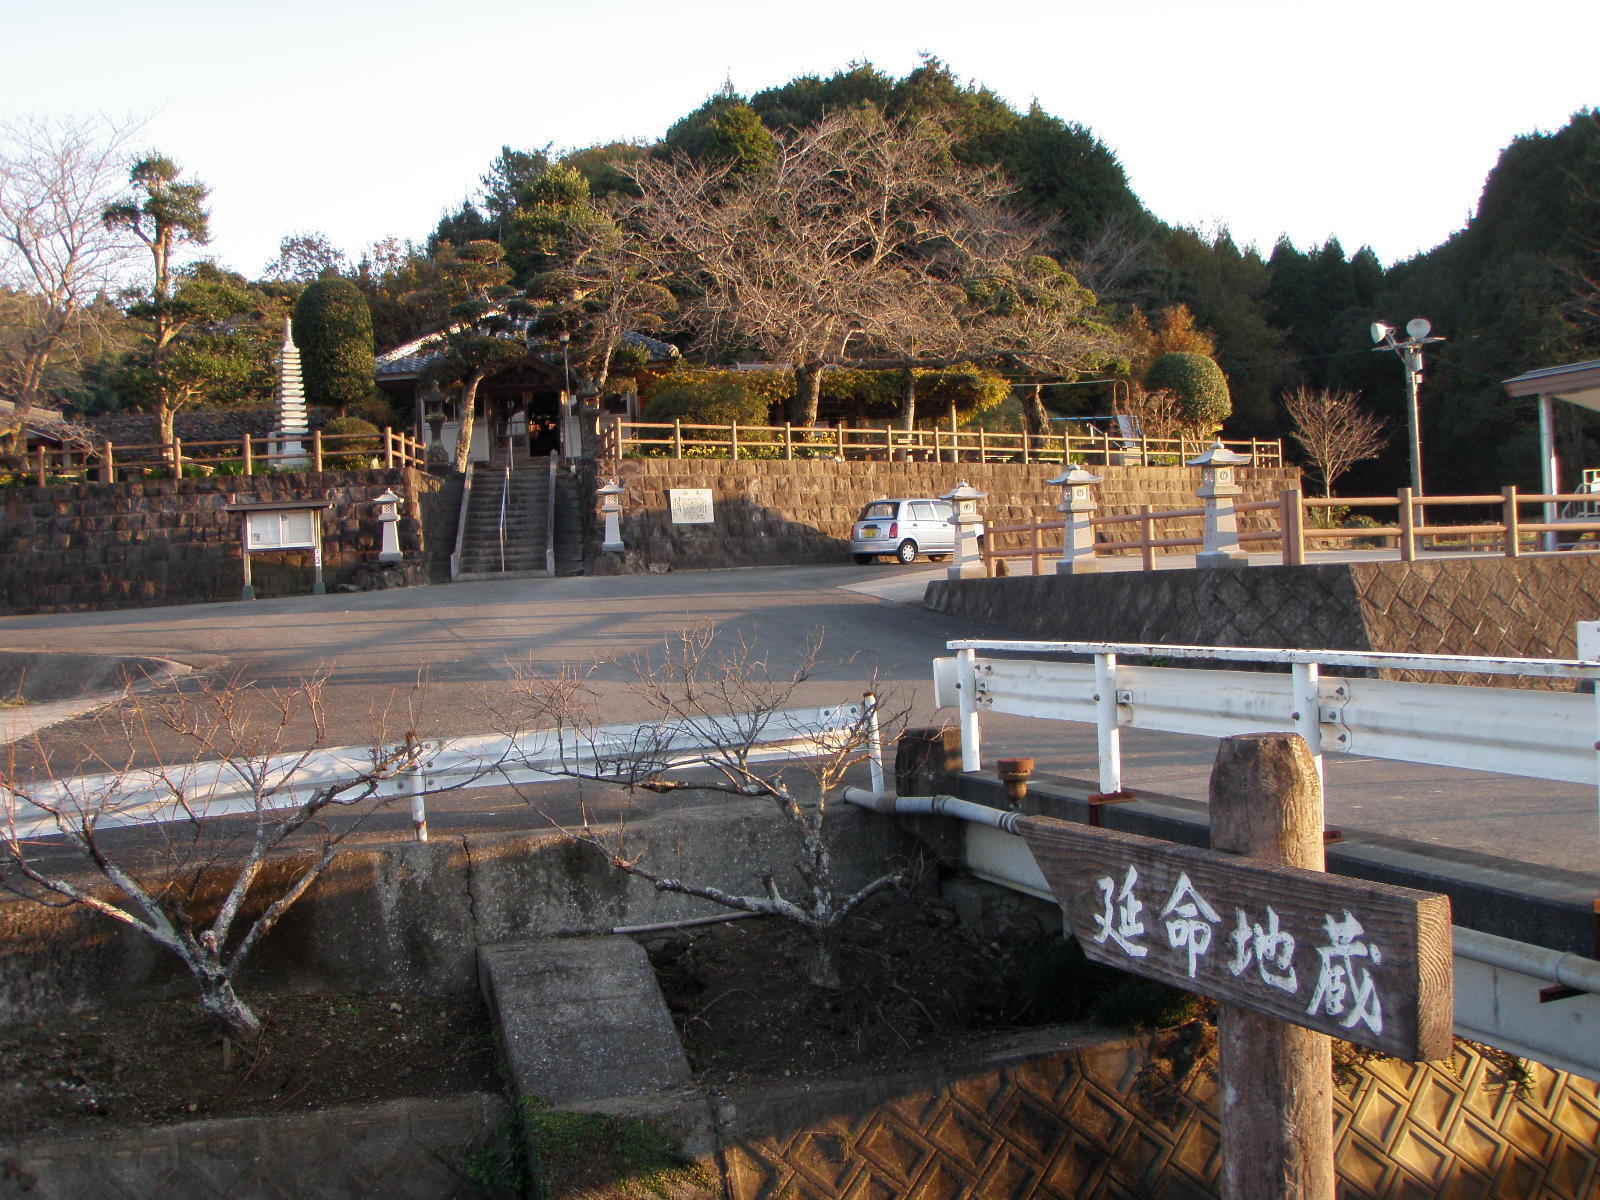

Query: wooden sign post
[{"left": 1019, "top": 733, "right": 1453, "bottom": 1200}]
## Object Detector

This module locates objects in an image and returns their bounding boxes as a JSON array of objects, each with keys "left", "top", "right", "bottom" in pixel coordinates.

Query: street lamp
[
  {"left": 1370, "top": 318, "right": 1445, "bottom": 499},
  {"left": 558, "top": 331, "right": 571, "bottom": 399}
]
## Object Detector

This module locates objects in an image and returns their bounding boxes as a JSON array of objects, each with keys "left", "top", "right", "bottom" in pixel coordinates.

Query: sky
[{"left": 5, "top": 0, "right": 1598, "bottom": 280}]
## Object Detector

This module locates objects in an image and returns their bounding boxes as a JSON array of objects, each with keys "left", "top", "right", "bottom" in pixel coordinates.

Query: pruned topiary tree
[
  {"left": 1144, "top": 351, "right": 1232, "bottom": 437},
  {"left": 293, "top": 277, "right": 375, "bottom": 415}
]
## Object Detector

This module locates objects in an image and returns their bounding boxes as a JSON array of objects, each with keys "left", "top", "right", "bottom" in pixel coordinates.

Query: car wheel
[
  {"left": 896, "top": 539, "right": 918, "bottom": 564},
  {"left": 853, "top": 553, "right": 875, "bottom": 565}
]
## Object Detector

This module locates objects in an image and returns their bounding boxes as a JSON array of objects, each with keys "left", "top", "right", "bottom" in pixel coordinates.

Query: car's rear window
[{"left": 859, "top": 502, "right": 898, "bottom": 520}]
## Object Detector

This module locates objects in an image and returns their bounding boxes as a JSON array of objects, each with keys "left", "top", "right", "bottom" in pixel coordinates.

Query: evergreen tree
[{"left": 293, "top": 277, "right": 375, "bottom": 414}]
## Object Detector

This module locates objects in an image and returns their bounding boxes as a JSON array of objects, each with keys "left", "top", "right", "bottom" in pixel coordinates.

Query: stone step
[{"left": 477, "top": 936, "right": 691, "bottom": 1106}]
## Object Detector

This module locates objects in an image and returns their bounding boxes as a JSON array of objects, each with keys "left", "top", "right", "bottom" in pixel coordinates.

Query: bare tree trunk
[
  {"left": 792, "top": 362, "right": 824, "bottom": 426},
  {"left": 1022, "top": 383, "right": 1050, "bottom": 437},
  {"left": 453, "top": 373, "right": 484, "bottom": 474},
  {"left": 197, "top": 970, "right": 263, "bottom": 1043},
  {"left": 807, "top": 929, "right": 842, "bottom": 989},
  {"left": 898, "top": 369, "right": 917, "bottom": 432}
]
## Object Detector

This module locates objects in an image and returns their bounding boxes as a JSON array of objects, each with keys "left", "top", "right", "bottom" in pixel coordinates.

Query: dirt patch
[
  {"left": 0, "top": 992, "right": 498, "bottom": 1141},
  {"left": 646, "top": 893, "right": 1193, "bottom": 1087}
]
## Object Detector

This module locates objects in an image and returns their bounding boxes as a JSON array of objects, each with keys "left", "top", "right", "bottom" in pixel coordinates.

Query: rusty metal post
[{"left": 996, "top": 757, "right": 1033, "bottom": 810}]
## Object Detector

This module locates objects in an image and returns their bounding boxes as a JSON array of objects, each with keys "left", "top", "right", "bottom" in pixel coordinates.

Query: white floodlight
[
  {"left": 1406, "top": 317, "right": 1432, "bottom": 340},
  {"left": 1370, "top": 321, "right": 1395, "bottom": 344}
]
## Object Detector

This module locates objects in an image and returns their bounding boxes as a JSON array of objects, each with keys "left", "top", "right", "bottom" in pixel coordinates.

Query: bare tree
[
  {"left": 503, "top": 629, "right": 909, "bottom": 988},
  {"left": 1116, "top": 384, "right": 1188, "bottom": 443},
  {"left": 1282, "top": 385, "right": 1389, "bottom": 496},
  {"left": 0, "top": 114, "right": 141, "bottom": 448},
  {"left": 625, "top": 109, "right": 1060, "bottom": 426},
  {"left": 1, "top": 675, "right": 422, "bottom": 1044}
]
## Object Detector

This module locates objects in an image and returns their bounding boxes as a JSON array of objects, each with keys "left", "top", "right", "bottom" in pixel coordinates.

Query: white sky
[{"left": 6, "top": 0, "right": 1597, "bottom": 279}]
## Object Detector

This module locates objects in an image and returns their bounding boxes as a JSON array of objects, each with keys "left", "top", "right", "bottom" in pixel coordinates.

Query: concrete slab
[{"left": 478, "top": 935, "right": 691, "bottom": 1106}]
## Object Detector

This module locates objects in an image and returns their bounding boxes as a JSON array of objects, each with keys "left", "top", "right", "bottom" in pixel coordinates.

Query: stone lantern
[
  {"left": 597, "top": 479, "right": 626, "bottom": 553},
  {"left": 373, "top": 488, "right": 403, "bottom": 564},
  {"left": 1048, "top": 465, "right": 1101, "bottom": 575},
  {"left": 1187, "top": 440, "right": 1252, "bottom": 568},
  {"left": 941, "top": 480, "right": 987, "bottom": 581}
]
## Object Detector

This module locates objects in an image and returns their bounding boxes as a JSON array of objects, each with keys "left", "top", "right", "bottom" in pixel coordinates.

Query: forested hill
[
  {"left": 14, "top": 57, "right": 1597, "bottom": 497},
  {"left": 433, "top": 62, "right": 1599, "bottom": 493}
]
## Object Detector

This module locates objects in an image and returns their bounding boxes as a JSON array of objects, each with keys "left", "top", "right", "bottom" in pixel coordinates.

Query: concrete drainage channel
[{"left": 5, "top": 796, "right": 1600, "bottom": 1196}]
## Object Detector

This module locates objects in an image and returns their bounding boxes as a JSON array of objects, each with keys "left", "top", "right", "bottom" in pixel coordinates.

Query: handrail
[
  {"left": 498, "top": 462, "right": 509, "bottom": 575},
  {"left": 544, "top": 453, "right": 558, "bottom": 576}
]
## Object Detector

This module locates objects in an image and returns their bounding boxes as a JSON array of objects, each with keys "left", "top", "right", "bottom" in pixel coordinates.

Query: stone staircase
[
  {"left": 453, "top": 457, "right": 556, "bottom": 580},
  {"left": 451, "top": 455, "right": 589, "bottom": 580}
]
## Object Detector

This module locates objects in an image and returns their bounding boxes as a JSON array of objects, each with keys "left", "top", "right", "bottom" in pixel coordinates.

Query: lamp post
[
  {"left": 1370, "top": 318, "right": 1445, "bottom": 500},
  {"left": 559, "top": 331, "right": 571, "bottom": 399}
]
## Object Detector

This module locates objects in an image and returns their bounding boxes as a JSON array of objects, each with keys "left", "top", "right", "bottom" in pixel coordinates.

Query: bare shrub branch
[
  {"left": 1, "top": 673, "right": 423, "bottom": 1042},
  {"left": 502, "top": 628, "right": 911, "bottom": 988}
]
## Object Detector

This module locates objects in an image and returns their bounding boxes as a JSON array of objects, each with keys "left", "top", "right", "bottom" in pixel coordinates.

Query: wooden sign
[{"left": 1018, "top": 815, "right": 1453, "bottom": 1061}]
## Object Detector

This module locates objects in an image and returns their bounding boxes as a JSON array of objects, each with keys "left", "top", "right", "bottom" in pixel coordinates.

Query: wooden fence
[
  {"left": 1, "top": 428, "right": 426, "bottom": 486},
  {"left": 983, "top": 485, "right": 1600, "bottom": 572},
  {"left": 597, "top": 417, "right": 1282, "bottom": 468}
]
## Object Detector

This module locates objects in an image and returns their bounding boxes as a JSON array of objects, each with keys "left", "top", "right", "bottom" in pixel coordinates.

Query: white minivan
[{"left": 849, "top": 497, "right": 982, "bottom": 564}]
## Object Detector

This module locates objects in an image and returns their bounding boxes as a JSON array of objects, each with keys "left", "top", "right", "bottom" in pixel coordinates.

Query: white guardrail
[
  {"left": 4, "top": 701, "right": 884, "bottom": 843},
  {"left": 934, "top": 632, "right": 1600, "bottom": 834}
]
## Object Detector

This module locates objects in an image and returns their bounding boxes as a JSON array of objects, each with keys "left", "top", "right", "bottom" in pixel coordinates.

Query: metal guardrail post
[
  {"left": 958, "top": 647, "right": 981, "bottom": 773},
  {"left": 1094, "top": 652, "right": 1122, "bottom": 794},
  {"left": 1292, "top": 661, "right": 1324, "bottom": 785}
]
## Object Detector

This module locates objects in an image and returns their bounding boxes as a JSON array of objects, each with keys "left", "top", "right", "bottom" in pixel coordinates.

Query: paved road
[{"left": 1, "top": 563, "right": 1596, "bottom": 882}]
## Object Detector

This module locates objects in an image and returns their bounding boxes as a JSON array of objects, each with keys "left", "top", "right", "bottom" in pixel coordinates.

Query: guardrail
[
  {"left": 982, "top": 485, "right": 1600, "bottom": 572},
  {"left": 4, "top": 700, "right": 884, "bottom": 844},
  {"left": 933, "top": 638, "right": 1600, "bottom": 817},
  {"left": 2, "top": 428, "right": 426, "bottom": 485},
  {"left": 598, "top": 416, "right": 1282, "bottom": 468}
]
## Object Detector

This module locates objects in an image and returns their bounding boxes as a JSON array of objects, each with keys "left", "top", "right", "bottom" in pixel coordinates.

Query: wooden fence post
[
  {"left": 383, "top": 428, "right": 395, "bottom": 469},
  {"left": 730, "top": 421, "right": 740, "bottom": 461},
  {"left": 242, "top": 434, "right": 253, "bottom": 476},
  {"left": 312, "top": 430, "right": 323, "bottom": 472},
  {"left": 1503, "top": 485, "right": 1520, "bottom": 557},
  {"left": 1210, "top": 734, "right": 1335, "bottom": 1200},
  {"left": 1398, "top": 487, "right": 1416, "bottom": 562},
  {"left": 102, "top": 439, "right": 115, "bottom": 484},
  {"left": 1282, "top": 487, "right": 1305, "bottom": 566},
  {"left": 784, "top": 423, "right": 793, "bottom": 461},
  {"left": 673, "top": 419, "right": 683, "bottom": 460},
  {"left": 1140, "top": 504, "right": 1155, "bottom": 571}
]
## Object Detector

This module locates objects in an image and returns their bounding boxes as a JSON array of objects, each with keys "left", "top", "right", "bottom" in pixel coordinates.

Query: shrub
[
  {"left": 1144, "top": 352, "right": 1231, "bottom": 435},
  {"left": 642, "top": 371, "right": 780, "bottom": 425},
  {"left": 321, "top": 415, "right": 381, "bottom": 468}
]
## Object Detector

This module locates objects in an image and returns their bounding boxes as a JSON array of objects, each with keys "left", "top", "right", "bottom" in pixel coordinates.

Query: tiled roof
[
  {"left": 85, "top": 407, "right": 339, "bottom": 445},
  {"left": 376, "top": 324, "right": 680, "bottom": 380},
  {"left": 0, "top": 401, "right": 98, "bottom": 447}
]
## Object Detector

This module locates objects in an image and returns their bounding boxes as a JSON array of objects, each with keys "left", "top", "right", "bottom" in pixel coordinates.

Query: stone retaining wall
[
  {"left": 0, "top": 469, "right": 448, "bottom": 614},
  {"left": 599, "top": 459, "right": 1299, "bottom": 571},
  {"left": 925, "top": 554, "right": 1600, "bottom": 686}
]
